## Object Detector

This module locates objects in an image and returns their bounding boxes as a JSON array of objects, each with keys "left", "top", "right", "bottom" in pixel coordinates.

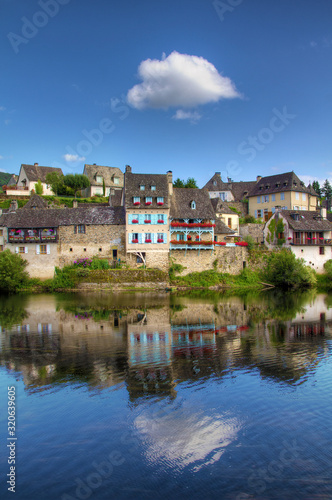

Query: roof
[
  {"left": 0, "top": 206, "right": 125, "bottom": 228},
  {"left": 22, "top": 194, "right": 48, "bottom": 210},
  {"left": 280, "top": 210, "right": 332, "bottom": 231},
  {"left": 7, "top": 174, "right": 18, "bottom": 186},
  {"left": 210, "top": 198, "right": 237, "bottom": 215},
  {"left": 170, "top": 188, "right": 215, "bottom": 219},
  {"left": 20, "top": 165, "right": 63, "bottom": 182},
  {"left": 125, "top": 172, "right": 170, "bottom": 209},
  {"left": 83, "top": 164, "right": 124, "bottom": 187},
  {"left": 214, "top": 218, "right": 235, "bottom": 235},
  {"left": 248, "top": 172, "right": 318, "bottom": 197},
  {"left": 203, "top": 173, "right": 256, "bottom": 201}
]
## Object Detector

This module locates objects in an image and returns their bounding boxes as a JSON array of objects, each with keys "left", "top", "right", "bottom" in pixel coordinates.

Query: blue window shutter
[
  {"left": 257, "top": 197, "right": 260, "bottom": 203},
  {"left": 176, "top": 234, "right": 179, "bottom": 241},
  {"left": 139, "top": 214, "right": 143, "bottom": 224},
  {"left": 129, "top": 214, "right": 132, "bottom": 224},
  {"left": 164, "top": 233, "right": 167, "bottom": 243},
  {"left": 139, "top": 233, "right": 143, "bottom": 244},
  {"left": 152, "top": 214, "right": 157, "bottom": 225},
  {"left": 164, "top": 214, "right": 167, "bottom": 224},
  {"left": 255, "top": 210, "right": 257, "bottom": 218},
  {"left": 129, "top": 234, "right": 132, "bottom": 243}
]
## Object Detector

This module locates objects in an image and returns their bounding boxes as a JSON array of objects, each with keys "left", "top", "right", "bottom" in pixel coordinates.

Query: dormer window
[
  {"left": 284, "top": 181, "right": 288, "bottom": 186},
  {"left": 96, "top": 175, "right": 103, "bottom": 183},
  {"left": 276, "top": 182, "right": 280, "bottom": 187},
  {"left": 265, "top": 184, "right": 270, "bottom": 189},
  {"left": 140, "top": 185, "right": 145, "bottom": 191},
  {"left": 157, "top": 197, "right": 164, "bottom": 205},
  {"left": 151, "top": 185, "right": 156, "bottom": 191},
  {"left": 259, "top": 186, "right": 263, "bottom": 190},
  {"left": 191, "top": 201, "right": 196, "bottom": 210},
  {"left": 145, "top": 196, "right": 152, "bottom": 205},
  {"left": 113, "top": 176, "right": 119, "bottom": 185},
  {"left": 213, "top": 181, "right": 217, "bottom": 186},
  {"left": 133, "top": 196, "right": 140, "bottom": 205}
]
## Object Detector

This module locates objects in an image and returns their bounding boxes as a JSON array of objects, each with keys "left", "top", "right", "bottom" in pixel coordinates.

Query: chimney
[
  {"left": 125, "top": 165, "right": 132, "bottom": 173},
  {"left": 167, "top": 170, "right": 173, "bottom": 196},
  {"left": 9, "top": 200, "right": 18, "bottom": 212},
  {"left": 73, "top": 200, "right": 78, "bottom": 208},
  {"left": 34, "top": 163, "right": 38, "bottom": 167},
  {"left": 256, "top": 175, "right": 262, "bottom": 182}
]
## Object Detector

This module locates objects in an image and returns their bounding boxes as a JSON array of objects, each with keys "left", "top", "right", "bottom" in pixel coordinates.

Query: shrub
[
  {"left": 0, "top": 250, "right": 30, "bottom": 292},
  {"left": 263, "top": 249, "right": 316, "bottom": 289},
  {"left": 90, "top": 258, "right": 109, "bottom": 270}
]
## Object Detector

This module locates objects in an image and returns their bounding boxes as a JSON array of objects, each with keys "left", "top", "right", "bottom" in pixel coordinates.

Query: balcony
[
  {"left": 289, "top": 237, "right": 331, "bottom": 246},
  {"left": 8, "top": 228, "right": 57, "bottom": 243}
]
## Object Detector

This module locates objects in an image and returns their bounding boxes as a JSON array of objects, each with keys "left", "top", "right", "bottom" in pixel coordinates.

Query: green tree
[
  {"left": 63, "top": 174, "right": 90, "bottom": 198},
  {"left": 173, "top": 178, "right": 185, "bottom": 188},
  {"left": 0, "top": 250, "right": 30, "bottom": 292},
  {"left": 34, "top": 179, "right": 43, "bottom": 195},
  {"left": 184, "top": 177, "right": 198, "bottom": 188},
  {"left": 312, "top": 180, "right": 321, "bottom": 198},
  {"left": 322, "top": 179, "right": 332, "bottom": 199},
  {"left": 46, "top": 172, "right": 64, "bottom": 196},
  {"left": 263, "top": 249, "right": 316, "bottom": 290},
  {"left": 102, "top": 178, "right": 106, "bottom": 196}
]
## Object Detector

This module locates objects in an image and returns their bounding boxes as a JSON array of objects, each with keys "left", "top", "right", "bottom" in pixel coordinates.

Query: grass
[{"left": 171, "top": 268, "right": 263, "bottom": 290}]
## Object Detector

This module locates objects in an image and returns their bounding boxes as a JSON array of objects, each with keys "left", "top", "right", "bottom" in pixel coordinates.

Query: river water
[{"left": 0, "top": 290, "right": 331, "bottom": 500}]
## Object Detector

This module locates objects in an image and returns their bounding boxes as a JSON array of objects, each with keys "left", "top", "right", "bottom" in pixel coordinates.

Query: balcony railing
[{"left": 290, "top": 237, "right": 331, "bottom": 246}]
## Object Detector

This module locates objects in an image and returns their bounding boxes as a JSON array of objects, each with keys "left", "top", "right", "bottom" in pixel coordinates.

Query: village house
[
  {"left": 203, "top": 172, "right": 256, "bottom": 204},
  {"left": 82, "top": 164, "right": 124, "bottom": 197},
  {"left": 0, "top": 195, "right": 126, "bottom": 278},
  {"left": 248, "top": 172, "right": 318, "bottom": 221},
  {"left": 14, "top": 163, "right": 63, "bottom": 196},
  {"left": 124, "top": 165, "right": 171, "bottom": 270},
  {"left": 263, "top": 208, "right": 332, "bottom": 272},
  {"left": 210, "top": 198, "right": 239, "bottom": 236}
]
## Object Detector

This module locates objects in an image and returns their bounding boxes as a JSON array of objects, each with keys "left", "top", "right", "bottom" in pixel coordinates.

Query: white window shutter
[
  {"left": 47, "top": 245, "right": 50, "bottom": 255},
  {"left": 25, "top": 247, "right": 28, "bottom": 254},
  {"left": 36, "top": 245, "right": 40, "bottom": 255},
  {"left": 15, "top": 247, "right": 18, "bottom": 253}
]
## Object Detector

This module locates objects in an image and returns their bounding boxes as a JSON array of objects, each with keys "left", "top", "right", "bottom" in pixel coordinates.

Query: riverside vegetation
[{"left": 0, "top": 244, "right": 327, "bottom": 294}]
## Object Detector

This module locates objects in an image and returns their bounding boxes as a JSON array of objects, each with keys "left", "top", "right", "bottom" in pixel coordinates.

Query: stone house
[
  {"left": 124, "top": 165, "right": 171, "bottom": 270},
  {"left": 0, "top": 195, "right": 126, "bottom": 278},
  {"left": 248, "top": 172, "right": 318, "bottom": 221},
  {"left": 16, "top": 163, "right": 63, "bottom": 196},
  {"left": 82, "top": 164, "right": 124, "bottom": 197},
  {"left": 210, "top": 198, "right": 239, "bottom": 235},
  {"left": 263, "top": 208, "right": 332, "bottom": 272},
  {"left": 203, "top": 172, "right": 256, "bottom": 203}
]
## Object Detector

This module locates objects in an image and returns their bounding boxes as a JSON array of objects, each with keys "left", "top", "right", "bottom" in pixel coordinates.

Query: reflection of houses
[
  {"left": 264, "top": 208, "right": 332, "bottom": 271},
  {"left": 82, "top": 164, "right": 124, "bottom": 197}
]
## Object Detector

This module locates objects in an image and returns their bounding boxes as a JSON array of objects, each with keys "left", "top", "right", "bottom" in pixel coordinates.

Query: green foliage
[
  {"left": 267, "top": 218, "right": 276, "bottom": 244},
  {"left": 169, "top": 262, "right": 186, "bottom": 280},
  {"left": 322, "top": 179, "right": 332, "bottom": 199},
  {"left": 90, "top": 258, "right": 110, "bottom": 270},
  {"left": 0, "top": 250, "right": 30, "bottom": 292},
  {"left": 324, "top": 259, "right": 332, "bottom": 277},
  {"left": 46, "top": 172, "right": 65, "bottom": 196},
  {"left": 173, "top": 178, "right": 185, "bottom": 188},
  {"left": 229, "top": 206, "right": 241, "bottom": 214},
  {"left": 173, "top": 177, "right": 198, "bottom": 188},
  {"left": 243, "top": 235, "right": 255, "bottom": 251},
  {"left": 102, "top": 178, "right": 106, "bottom": 196},
  {"left": 0, "top": 295, "right": 29, "bottom": 328},
  {"left": 0, "top": 172, "right": 12, "bottom": 186},
  {"left": 213, "top": 258, "right": 218, "bottom": 270},
  {"left": 312, "top": 180, "right": 321, "bottom": 198},
  {"left": 262, "top": 249, "right": 317, "bottom": 289},
  {"left": 276, "top": 219, "right": 285, "bottom": 246},
  {"left": 63, "top": 174, "right": 90, "bottom": 198},
  {"left": 34, "top": 179, "right": 43, "bottom": 195}
]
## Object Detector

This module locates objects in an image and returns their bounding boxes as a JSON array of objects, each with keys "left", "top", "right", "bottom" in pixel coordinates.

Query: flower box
[
  {"left": 157, "top": 239, "right": 164, "bottom": 243},
  {"left": 145, "top": 239, "right": 151, "bottom": 243},
  {"left": 132, "top": 220, "right": 139, "bottom": 224},
  {"left": 157, "top": 220, "right": 164, "bottom": 224},
  {"left": 133, "top": 202, "right": 140, "bottom": 206},
  {"left": 235, "top": 241, "right": 248, "bottom": 246},
  {"left": 145, "top": 202, "right": 152, "bottom": 205},
  {"left": 287, "top": 237, "right": 292, "bottom": 240},
  {"left": 132, "top": 239, "right": 138, "bottom": 243},
  {"left": 157, "top": 202, "right": 164, "bottom": 206},
  {"left": 144, "top": 220, "right": 151, "bottom": 224},
  {"left": 214, "top": 242, "right": 226, "bottom": 246}
]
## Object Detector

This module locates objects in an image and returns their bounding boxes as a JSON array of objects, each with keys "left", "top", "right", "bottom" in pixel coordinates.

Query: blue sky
[{"left": 1, "top": 0, "right": 331, "bottom": 188}]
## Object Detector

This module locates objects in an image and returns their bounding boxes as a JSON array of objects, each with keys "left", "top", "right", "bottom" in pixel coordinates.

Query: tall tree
[
  {"left": 184, "top": 177, "right": 198, "bottom": 188},
  {"left": 46, "top": 172, "right": 64, "bottom": 196},
  {"left": 312, "top": 180, "right": 321, "bottom": 198},
  {"left": 173, "top": 178, "right": 185, "bottom": 188},
  {"left": 63, "top": 174, "right": 90, "bottom": 198},
  {"left": 34, "top": 179, "right": 43, "bottom": 195},
  {"left": 322, "top": 179, "right": 332, "bottom": 199}
]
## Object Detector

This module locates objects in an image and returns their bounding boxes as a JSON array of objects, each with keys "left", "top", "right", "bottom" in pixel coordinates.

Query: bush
[
  {"left": 263, "top": 249, "right": 317, "bottom": 289},
  {"left": 90, "top": 258, "right": 109, "bottom": 270},
  {"left": 0, "top": 250, "right": 30, "bottom": 292}
]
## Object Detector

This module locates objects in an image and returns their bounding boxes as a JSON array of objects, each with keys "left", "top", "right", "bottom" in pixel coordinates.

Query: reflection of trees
[{"left": 0, "top": 294, "right": 29, "bottom": 329}]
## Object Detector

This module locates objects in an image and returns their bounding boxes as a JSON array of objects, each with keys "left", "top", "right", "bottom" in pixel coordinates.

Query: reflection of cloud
[{"left": 135, "top": 407, "right": 241, "bottom": 470}]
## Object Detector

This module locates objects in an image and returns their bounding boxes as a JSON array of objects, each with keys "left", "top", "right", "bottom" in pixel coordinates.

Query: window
[
  {"left": 19, "top": 247, "right": 25, "bottom": 254},
  {"left": 112, "top": 249, "right": 118, "bottom": 259},
  {"left": 257, "top": 209, "right": 262, "bottom": 218},
  {"left": 213, "top": 180, "right": 217, "bottom": 186},
  {"left": 144, "top": 215, "right": 151, "bottom": 223},
  {"left": 0, "top": 245, "right": 3, "bottom": 252},
  {"left": 114, "top": 177, "right": 119, "bottom": 185},
  {"left": 179, "top": 234, "right": 184, "bottom": 241},
  {"left": 145, "top": 197, "right": 152, "bottom": 205},
  {"left": 40, "top": 244, "right": 47, "bottom": 254},
  {"left": 77, "top": 225, "right": 85, "bottom": 234},
  {"left": 157, "top": 197, "right": 164, "bottom": 204},
  {"left": 280, "top": 192, "right": 285, "bottom": 200},
  {"left": 157, "top": 214, "right": 164, "bottom": 223},
  {"left": 264, "top": 195, "right": 269, "bottom": 202},
  {"left": 0, "top": 229, "right": 3, "bottom": 236},
  {"left": 228, "top": 218, "right": 232, "bottom": 228},
  {"left": 302, "top": 193, "right": 306, "bottom": 201},
  {"left": 140, "top": 185, "right": 145, "bottom": 191},
  {"left": 257, "top": 196, "right": 261, "bottom": 204},
  {"left": 133, "top": 196, "right": 140, "bottom": 204},
  {"left": 157, "top": 233, "right": 164, "bottom": 243},
  {"left": 219, "top": 192, "right": 226, "bottom": 201},
  {"left": 295, "top": 192, "right": 299, "bottom": 200},
  {"left": 145, "top": 233, "right": 151, "bottom": 243},
  {"left": 151, "top": 185, "right": 156, "bottom": 191},
  {"left": 272, "top": 194, "right": 275, "bottom": 201},
  {"left": 96, "top": 175, "right": 103, "bottom": 183},
  {"left": 319, "top": 247, "right": 325, "bottom": 255},
  {"left": 191, "top": 201, "right": 196, "bottom": 209},
  {"left": 132, "top": 233, "right": 139, "bottom": 243}
]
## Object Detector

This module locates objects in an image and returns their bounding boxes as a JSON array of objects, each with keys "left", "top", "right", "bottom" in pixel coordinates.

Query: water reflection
[{"left": 0, "top": 290, "right": 331, "bottom": 395}]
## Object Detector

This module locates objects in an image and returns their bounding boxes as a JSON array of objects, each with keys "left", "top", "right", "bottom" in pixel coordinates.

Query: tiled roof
[
  {"left": 280, "top": 210, "right": 332, "bottom": 231},
  {"left": 210, "top": 198, "right": 237, "bottom": 215},
  {"left": 248, "top": 172, "right": 317, "bottom": 197},
  {"left": 21, "top": 165, "right": 63, "bottom": 182},
  {"left": 83, "top": 164, "right": 124, "bottom": 187},
  {"left": 22, "top": 194, "right": 48, "bottom": 210},
  {"left": 170, "top": 188, "right": 215, "bottom": 219},
  {"left": 125, "top": 173, "right": 170, "bottom": 209},
  {"left": 203, "top": 173, "right": 256, "bottom": 201},
  {"left": 7, "top": 175, "right": 18, "bottom": 186},
  {"left": 214, "top": 218, "right": 235, "bottom": 234},
  {"left": 0, "top": 206, "right": 125, "bottom": 228}
]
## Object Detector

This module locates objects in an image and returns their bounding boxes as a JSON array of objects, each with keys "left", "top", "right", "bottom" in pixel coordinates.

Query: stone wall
[
  {"left": 171, "top": 246, "right": 248, "bottom": 275},
  {"left": 240, "top": 223, "right": 264, "bottom": 243},
  {"left": 126, "top": 250, "right": 169, "bottom": 271},
  {"left": 228, "top": 201, "right": 248, "bottom": 216},
  {"left": 5, "top": 242, "right": 58, "bottom": 279},
  {"left": 58, "top": 224, "right": 126, "bottom": 267}
]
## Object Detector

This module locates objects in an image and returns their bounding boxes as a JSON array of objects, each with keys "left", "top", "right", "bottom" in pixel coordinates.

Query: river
[{"left": 0, "top": 290, "right": 331, "bottom": 499}]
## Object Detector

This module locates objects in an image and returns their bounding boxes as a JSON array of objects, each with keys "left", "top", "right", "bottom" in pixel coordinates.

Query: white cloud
[
  {"left": 127, "top": 51, "right": 241, "bottom": 110},
  {"left": 63, "top": 154, "right": 85, "bottom": 162},
  {"left": 172, "top": 109, "right": 202, "bottom": 123}
]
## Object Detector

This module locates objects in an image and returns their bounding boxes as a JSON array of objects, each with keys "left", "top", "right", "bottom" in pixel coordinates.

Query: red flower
[
  {"left": 157, "top": 239, "right": 164, "bottom": 243},
  {"left": 287, "top": 237, "right": 292, "bottom": 240},
  {"left": 157, "top": 220, "right": 164, "bottom": 224},
  {"left": 157, "top": 202, "right": 164, "bottom": 206},
  {"left": 133, "top": 202, "right": 140, "bottom": 206},
  {"left": 132, "top": 220, "right": 138, "bottom": 223},
  {"left": 144, "top": 220, "right": 151, "bottom": 223},
  {"left": 132, "top": 239, "right": 138, "bottom": 243},
  {"left": 145, "top": 239, "right": 151, "bottom": 243},
  {"left": 145, "top": 202, "right": 152, "bottom": 205}
]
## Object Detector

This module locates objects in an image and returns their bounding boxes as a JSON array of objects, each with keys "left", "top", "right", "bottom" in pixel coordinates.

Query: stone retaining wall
[
  {"left": 171, "top": 246, "right": 248, "bottom": 275},
  {"left": 240, "top": 223, "right": 264, "bottom": 243}
]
